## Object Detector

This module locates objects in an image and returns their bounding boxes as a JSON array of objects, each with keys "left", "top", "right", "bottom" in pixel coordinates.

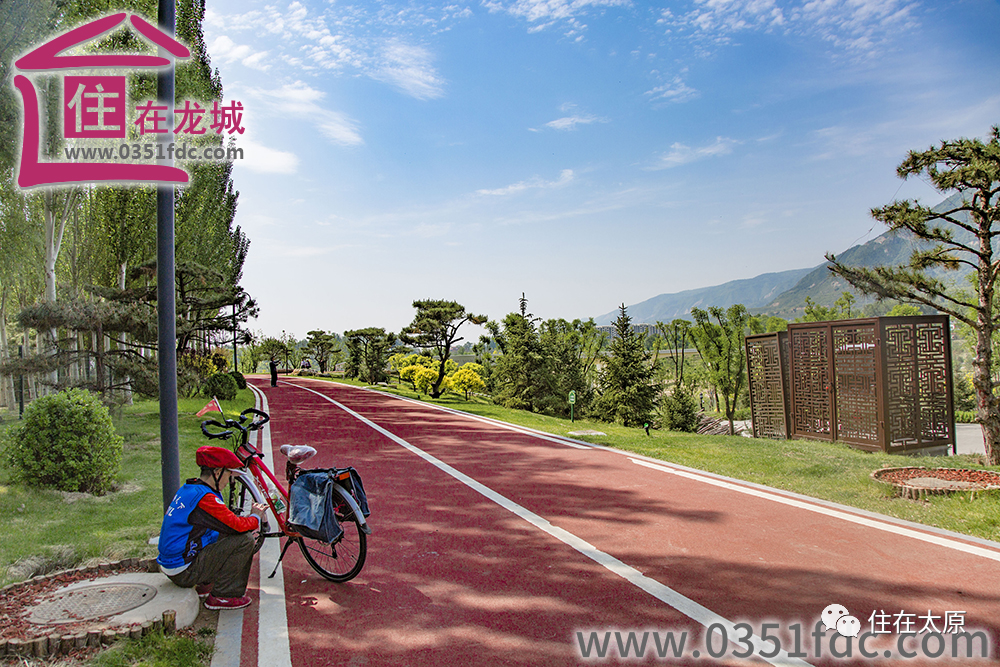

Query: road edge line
[{"left": 249, "top": 384, "right": 293, "bottom": 667}]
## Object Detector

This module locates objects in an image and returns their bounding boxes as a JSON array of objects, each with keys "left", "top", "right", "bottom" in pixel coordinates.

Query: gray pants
[{"left": 167, "top": 532, "right": 255, "bottom": 598}]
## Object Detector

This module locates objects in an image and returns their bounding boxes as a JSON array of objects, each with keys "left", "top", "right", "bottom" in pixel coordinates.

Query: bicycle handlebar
[
  {"left": 240, "top": 408, "right": 270, "bottom": 431},
  {"left": 201, "top": 420, "right": 233, "bottom": 440}
]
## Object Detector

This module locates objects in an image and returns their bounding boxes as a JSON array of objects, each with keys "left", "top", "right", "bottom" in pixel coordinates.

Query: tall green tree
[
  {"left": 656, "top": 318, "right": 691, "bottom": 389},
  {"left": 344, "top": 328, "right": 396, "bottom": 384},
  {"left": 796, "top": 292, "right": 856, "bottom": 322},
  {"left": 305, "top": 329, "right": 341, "bottom": 373},
  {"left": 489, "top": 295, "right": 548, "bottom": 411},
  {"left": 536, "top": 318, "right": 600, "bottom": 417},
  {"left": 399, "top": 299, "right": 486, "bottom": 398},
  {"left": 690, "top": 304, "right": 753, "bottom": 435},
  {"left": 591, "top": 305, "right": 658, "bottom": 427},
  {"left": 826, "top": 127, "right": 1000, "bottom": 463}
]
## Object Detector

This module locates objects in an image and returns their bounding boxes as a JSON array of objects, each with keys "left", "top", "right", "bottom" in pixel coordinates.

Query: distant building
[{"left": 596, "top": 323, "right": 658, "bottom": 340}]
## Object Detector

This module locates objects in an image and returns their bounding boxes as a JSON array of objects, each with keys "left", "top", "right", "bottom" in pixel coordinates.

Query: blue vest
[{"left": 157, "top": 480, "right": 220, "bottom": 570}]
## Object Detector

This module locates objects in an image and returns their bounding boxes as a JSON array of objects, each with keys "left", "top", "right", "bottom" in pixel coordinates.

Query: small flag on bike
[{"left": 196, "top": 397, "right": 223, "bottom": 417}]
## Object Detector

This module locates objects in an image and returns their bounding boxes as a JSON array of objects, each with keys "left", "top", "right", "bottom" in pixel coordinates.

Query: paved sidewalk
[{"left": 956, "top": 423, "right": 988, "bottom": 455}]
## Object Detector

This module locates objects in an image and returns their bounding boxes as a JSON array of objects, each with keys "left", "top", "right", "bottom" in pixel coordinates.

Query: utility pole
[{"left": 157, "top": 0, "right": 179, "bottom": 511}]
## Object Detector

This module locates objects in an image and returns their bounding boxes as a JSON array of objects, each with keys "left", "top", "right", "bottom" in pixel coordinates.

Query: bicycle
[{"left": 200, "top": 408, "right": 371, "bottom": 583}]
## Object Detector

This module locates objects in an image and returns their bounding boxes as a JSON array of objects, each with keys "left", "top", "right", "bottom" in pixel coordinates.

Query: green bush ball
[
  {"left": 229, "top": 370, "right": 247, "bottom": 390},
  {"left": 203, "top": 372, "right": 238, "bottom": 401},
  {"left": 4, "top": 388, "right": 123, "bottom": 494}
]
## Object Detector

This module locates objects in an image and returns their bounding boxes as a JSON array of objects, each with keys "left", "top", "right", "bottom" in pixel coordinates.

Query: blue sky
[{"left": 200, "top": 0, "right": 1000, "bottom": 341}]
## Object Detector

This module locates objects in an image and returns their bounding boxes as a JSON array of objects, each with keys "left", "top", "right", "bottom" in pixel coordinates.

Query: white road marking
[
  {"left": 361, "top": 387, "right": 593, "bottom": 449},
  {"left": 631, "top": 457, "right": 1000, "bottom": 562},
  {"left": 209, "top": 608, "right": 244, "bottom": 667},
  {"left": 248, "top": 385, "right": 293, "bottom": 667},
  {"left": 292, "top": 382, "right": 811, "bottom": 667}
]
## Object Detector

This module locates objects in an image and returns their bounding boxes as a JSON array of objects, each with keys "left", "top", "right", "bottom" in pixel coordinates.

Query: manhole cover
[{"left": 29, "top": 583, "right": 157, "bottom": 624}]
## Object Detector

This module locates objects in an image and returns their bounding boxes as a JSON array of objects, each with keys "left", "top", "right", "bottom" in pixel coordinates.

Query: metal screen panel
[
  {"left": 832, "top": 323, "right": 879, "bottom": 446},
  {"left": 746, "top": 334, "right": 788, "bottom": 439},
  {"left": 883, "top": 318, "right": 952, "bottom": 450},
  {"left": 790, "top": 326, "right": 833, "bottom": 440}
]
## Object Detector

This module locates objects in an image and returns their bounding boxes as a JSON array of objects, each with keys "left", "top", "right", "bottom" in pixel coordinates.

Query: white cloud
[
  {"left": 209, "top": 35, "right": 271, "bottom": 71},
  {"left": 233, "top": 135, "right": 300, "bottom": 174},
  {"left": 477, "top": 169, "right": 575, "bottom": 196},
  {"left": 649, "top": 137, "right": 740, "bottom": 169},
  {"left": 544, "top": 112, "right": 608, "bottom": 131},
  {"left": 485, "top": 0, "right": 629, "bottom": 25},
  {"left": 204, "top": 3, "right": 454, "bottom": 98},
  {"left": 245, "top": 81, "right": 364, "bottom": 146},
  {"left": 793, "top": 0, "right": 918, "bottom": 53},
  {"left": 645, "top": 75, "right": 699, "bottom": 104},
  {"left": 659, "top": 0, "right": 919, "bottom": 56},
  {"left": 372, "top": 41, "right": 445, "bottom": 100}
]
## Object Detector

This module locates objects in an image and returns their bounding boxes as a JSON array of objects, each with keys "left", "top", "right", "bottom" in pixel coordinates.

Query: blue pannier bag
[
  {"left": 288, "top": 471, "right": 343, "bottom": 543},
  {"left": 288, "top": 468, "right": 370, "bottom": 543},
  {"left": 338, "top": 467, "right": 370, "bottom": 518}
]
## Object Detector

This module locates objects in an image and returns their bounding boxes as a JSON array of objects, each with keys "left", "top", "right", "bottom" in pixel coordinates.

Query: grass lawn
[
  {"left": 0, "top": 390, "right": 255, "bottom": 588},
  {"left": 309, "top": 376, "right": 1000, "bottom": 545}
]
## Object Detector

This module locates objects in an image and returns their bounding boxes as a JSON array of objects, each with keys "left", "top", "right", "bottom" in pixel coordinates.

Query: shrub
[
  {"left": 413, "top": 366, "right": 439, "bottom": 395},
  {"left": 956, "top": 410, "right": 977, "bottom": 424},
  {"left": 449, "top": 366, "right": 486, "bottom": 399},
  {"left": 229, "top": 370, "right": 247, "bottom": 390},
  {"left": 203, "top": 372, "right": 238, "bottom": 401},
  {"left": 3, "top": 388, "right": 123, "bottom": 494},
  {"left": 661, "top": 387, "right": 699, "bottom": 433}
]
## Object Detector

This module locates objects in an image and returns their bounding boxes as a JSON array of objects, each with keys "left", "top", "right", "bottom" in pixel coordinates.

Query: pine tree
[
  {"left": 592, "top": 304, "right": 658, "bottom": 427},
  {"left": 399, "top": 299, "right": 485, "bottom": 398},
  {"left": 490, "top": 295, "right": 548, "bottom": 411},
  {"left": 827, "top": 127, "right": 1000, "bottom": 463}
]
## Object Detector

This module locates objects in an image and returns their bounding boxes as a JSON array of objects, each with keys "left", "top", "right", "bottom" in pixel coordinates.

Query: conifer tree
[
  {"left": 592, "top": 304, "right": 658, "bottom": 427},
  {"left": 490, "top": 295, "right": 548, "bottom": 411},
  {"left": 400, "top": 299, "right": 485, "bottom": 398}
]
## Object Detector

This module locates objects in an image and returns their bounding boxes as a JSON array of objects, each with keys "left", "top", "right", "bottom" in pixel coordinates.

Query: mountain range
[{"left": 594, "top": 194, "right": 974, "bottom": 325}]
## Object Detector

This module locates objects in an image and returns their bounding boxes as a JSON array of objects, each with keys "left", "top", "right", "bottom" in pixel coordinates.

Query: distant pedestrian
[{"left": 269, "top": 359, "right": 278, "bottom": 387}]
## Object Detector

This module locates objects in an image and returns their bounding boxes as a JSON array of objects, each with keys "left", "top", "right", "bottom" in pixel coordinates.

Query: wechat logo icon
[{"left": 822, "top": 603, "right": 861, "bottom": 638}]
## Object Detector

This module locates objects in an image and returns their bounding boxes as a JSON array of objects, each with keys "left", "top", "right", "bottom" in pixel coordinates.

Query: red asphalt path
[{"left": 234, "top": 378, "right": 1000, "bottom": 666}]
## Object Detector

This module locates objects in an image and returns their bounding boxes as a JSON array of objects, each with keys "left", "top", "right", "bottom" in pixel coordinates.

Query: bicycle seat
[{"left": 279, "top": 444, "right": 317, "bottom": 464}]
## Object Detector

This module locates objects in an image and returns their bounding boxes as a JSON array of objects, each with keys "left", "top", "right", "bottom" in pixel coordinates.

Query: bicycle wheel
[
  {"left": 298, "top": 509, "right": 367, "bottom": 582},
  {"left": 226, "top": 477, "right": 268, "bottom": 554}
]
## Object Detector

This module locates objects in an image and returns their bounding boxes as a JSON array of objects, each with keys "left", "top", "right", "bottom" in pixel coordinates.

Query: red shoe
[
  {"left": 204, "top": 594, "right": 252, "bottom": 610},
  {"left": 195, "top": 583, "right": 212, "bottom": 598}
]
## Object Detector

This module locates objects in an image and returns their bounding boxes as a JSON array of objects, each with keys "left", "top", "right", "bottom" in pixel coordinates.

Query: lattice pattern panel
[
  {"left": 917, "top": 321, "right": 951, "bottom": 441},
  {"left": 884, "top": 323, "right": 916, "bottom": 446},
  {"left": 747, "top": 335, "right": 787, "bottom": 439},
  {"left": 833, "top": 324, "right": 878, "bottom": 444},
  {"left": 791, "top": 328, "right": 832, "bottom": 438},
  {"left": 883, "top": 320, "right": 951, "bottom": 447}
]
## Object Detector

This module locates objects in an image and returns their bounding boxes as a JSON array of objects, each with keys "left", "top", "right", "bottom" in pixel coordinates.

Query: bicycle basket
[{"left": 287, "top": 471, "right": 344, "bottom": 543}]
